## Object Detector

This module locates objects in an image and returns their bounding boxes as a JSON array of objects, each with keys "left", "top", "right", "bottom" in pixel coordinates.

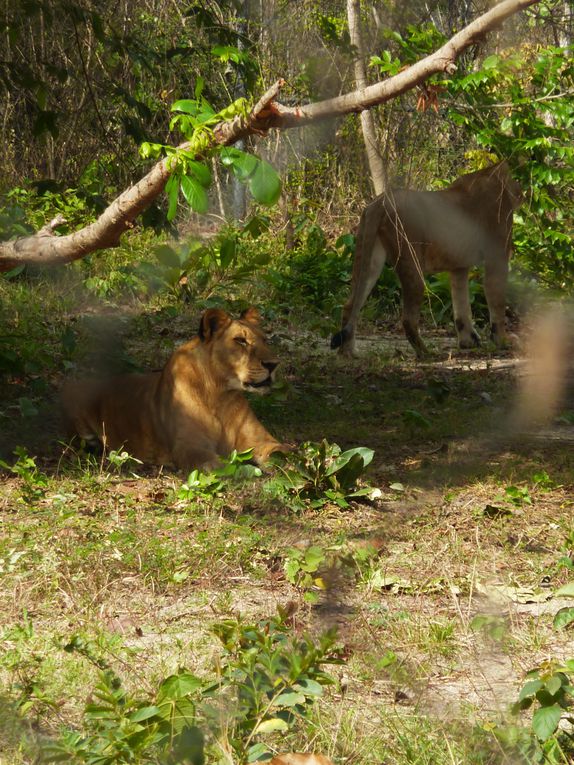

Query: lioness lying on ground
[
  {"left": 62, "top": 308, "right": 290, "bottom": 471},
  {"left": 331, "top": 161, "right": 523, "bottom": 358}
]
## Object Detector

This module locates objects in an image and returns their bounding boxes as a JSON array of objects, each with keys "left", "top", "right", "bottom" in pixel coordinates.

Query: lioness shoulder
[{"left": 62, "top": 308, "right": 290, "bottom": 471}]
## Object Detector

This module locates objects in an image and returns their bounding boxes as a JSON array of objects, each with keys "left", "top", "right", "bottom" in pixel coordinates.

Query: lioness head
[{"left": 198, "top": 307, "right": 279, "bottom": 394}]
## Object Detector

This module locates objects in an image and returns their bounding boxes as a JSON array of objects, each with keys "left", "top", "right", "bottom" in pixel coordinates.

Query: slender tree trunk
[
  {"left": 232, "top": 0, "right": 248, "bottom": 220},
  {"left": 347, "top": 0, "right": 386, "bottom": 195}
]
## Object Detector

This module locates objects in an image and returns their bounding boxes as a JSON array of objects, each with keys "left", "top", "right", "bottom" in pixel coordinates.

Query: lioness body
[
  {"left": 332, "top": 162, "right": 523, "bottom": 357},
  {"left": 62, "top": 308, "right": 287, "bottom": 471}
]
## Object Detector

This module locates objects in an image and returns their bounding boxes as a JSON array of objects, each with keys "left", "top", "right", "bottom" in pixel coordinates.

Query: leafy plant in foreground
[
  {"left": 512, "top": 659, "right": 574, "bottom": 756},
  {"left": 40, "top": 667, "right": 205, "bottom": 765},
  {"left": 266, "top": 440, "right": 374, "bottom": 510},
  {"left": 208, "top": 612, "right": 344, "bottom": 763},
  {"left": 36, "top": 612, "right": 344, "bottom": 764}
]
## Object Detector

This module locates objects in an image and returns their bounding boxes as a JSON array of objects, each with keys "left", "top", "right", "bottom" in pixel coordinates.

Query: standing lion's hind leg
[
  {"left": 450, "top": 268, "right": 480, "bottom": 348},
  {"left": 401, "top": 272, "right": 428, "bottom": 358},
  {"left": 484, "top": 252, "right": 510, "bottom": 348},
  {"left": 333, "top": 235, "right": 387, "bottom": 357}
]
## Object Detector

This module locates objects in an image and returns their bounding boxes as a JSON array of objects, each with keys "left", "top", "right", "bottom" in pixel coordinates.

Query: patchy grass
[{"left": 1, "top": 274, "right": 574, "bottom": 764}]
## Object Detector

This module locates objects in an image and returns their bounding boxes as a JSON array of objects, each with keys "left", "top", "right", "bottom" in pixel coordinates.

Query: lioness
[
  {"left": 62, "top": 307, "right": 289, "bottom": 471},
  {"left": 331, "top": 161, "right": 523, "bottom": 357}
]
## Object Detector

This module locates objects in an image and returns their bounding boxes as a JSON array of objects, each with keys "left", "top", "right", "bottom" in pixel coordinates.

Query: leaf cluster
[
  {"left": 266, "top": 440, "right": 374, "bottom": 510},
  {"left": 177, "top": 450, "right": 262, "bottom": 502},
  {"left": 512, "top": 659, "right": 574, "bottom": 744},
  {"left": 37, "top": 611, "right": 345, "bottom": 764}
]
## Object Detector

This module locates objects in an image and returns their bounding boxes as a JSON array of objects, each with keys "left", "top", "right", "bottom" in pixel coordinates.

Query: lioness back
[{"left": 62, "top": 308, "right": 289, "bottom": 471}]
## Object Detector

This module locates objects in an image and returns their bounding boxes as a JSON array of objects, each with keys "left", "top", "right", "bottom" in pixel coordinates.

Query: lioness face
[{"left": 201, "top": 308, "right": 279, "bottom": 394}]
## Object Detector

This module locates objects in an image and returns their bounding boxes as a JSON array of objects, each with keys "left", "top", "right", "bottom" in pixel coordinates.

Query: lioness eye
[{"left": 234, "top": 336, "right": 248, "bottom": 346}]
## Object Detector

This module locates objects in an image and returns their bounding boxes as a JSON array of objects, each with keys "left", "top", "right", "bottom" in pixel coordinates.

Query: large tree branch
[{"left": 0, "top": 0, "right": 540, "bottom": 272}]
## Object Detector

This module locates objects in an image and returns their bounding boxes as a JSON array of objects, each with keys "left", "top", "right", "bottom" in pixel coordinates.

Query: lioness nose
[{"left": 263, "top": 361, "right": 278, "bottom": 373}]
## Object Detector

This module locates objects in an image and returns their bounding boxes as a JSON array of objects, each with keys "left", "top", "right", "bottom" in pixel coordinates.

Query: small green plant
[
  {"left": 501, "top": 484, "right": 533, "bottom": 507},
  {"left": 0, "top": 447, "right": 48, "bottom": 503},
  {"left": 178, "top": 450, "right": 262, "bottom": 501},
  {"left": 283, "top": 545, "right": 327, "bottom": 603},
  {"left": 209, "top": 611, "right": 344, "bottom": 762},
  {"left": 512, "top": 659, "right": 574, "bottom": 750},
  {"left": 106, "top": 449, "right": 144, "bottom": 474},
  {"left": 137, "top": 217, "right": 271, "bottom": 301},
  {"left": 40, "top": 666, "right": 204, "bottom": 764},
  {"left": 266, "top": 440, "right": 374, "bottom": 510},
  {"left": 37, "top": 612, "right": 344, "bottom": 764}
]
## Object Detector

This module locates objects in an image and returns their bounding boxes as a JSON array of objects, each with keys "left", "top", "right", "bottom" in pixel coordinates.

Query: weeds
[
  {"left": 0, "top": 447, "right": 48, "bottom": 503},
  {"left": 512, "top": 659, "right": 574, "bottom": 761},
  {"left": 266, "top": 440, "right": 374, "bottom": 510},
  {"left": 33, "top": 611, "right": 344, "bottom": 764}
]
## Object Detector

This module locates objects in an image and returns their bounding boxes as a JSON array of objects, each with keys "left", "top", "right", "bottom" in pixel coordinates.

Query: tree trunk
[
  {"left": 0, "top": 0, "right": 540, "bottom": 272},
  {"left": 347, "top": 0, "right": 386, "bottom": 195}
]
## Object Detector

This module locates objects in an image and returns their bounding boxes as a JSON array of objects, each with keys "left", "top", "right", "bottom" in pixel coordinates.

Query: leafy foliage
[
  {"left": 512, "top": 659, "right": 574, "bottom": 751},
  {"left": 177, "top": 450, "right": 263, "bottom": 501},
  {"left": 37, "top": 612, "right": 344, "bottom": 764},
  {"left": 267, "top": 440, "right": 374, "bottom": 510}
]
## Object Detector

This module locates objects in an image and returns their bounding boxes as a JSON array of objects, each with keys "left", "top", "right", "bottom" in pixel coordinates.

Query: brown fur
[
  {"left": 332, "top": 161, "right": 523, "bottom": 357},
  {"left": 270, "top": 755, "right": 334, "bottom": 765},
  {"left": 62, "top": 308, "right": 289, "bottom": 471}
]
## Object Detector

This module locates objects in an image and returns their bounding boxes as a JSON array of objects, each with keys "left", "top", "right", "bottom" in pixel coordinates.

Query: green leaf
[
  {"left": 194, "top": 77, "right": 205, "bottom": 99},
  {"left": 156, "top": 697, "right": 197, "bottom": 734},
  {"left": 129, "top": 705, "right": 161, "bottom": 722},
  {"left": 295, "top": 678, "right": 323, "bottom": 697},
  {"left": 157, "top": 672, "right": 202, "bottom": 702},
  {"left": 249, "top": 159, "right": 282, "bottom": 206},
  {"left": 220, "top": 147, "right": 258, "bottom": 180},
  {"left": 253, "top": 717, "right": 289, "bottom": 734},
  {"left": 247, "top": 743, "right": 272, "bottom": 762},
  {"left": 326, "top": 446, "right": 374, "bottom": 477},
  {"left": 545, "top": 675, "right": 564, "bottom": 697},
  {"left": 303, "top": 546, "right": 325, "bottom": 571},
  {"left": 272, "top": 691, "right": 306, "bottom": 707},
  {"left": 187, "top": 160, "right": 212, "bottom": 188},
  {"left": 532, "top": 704, "right": 563, "bottom": 741},
  {"left": 553, "top": 607, "right": 574, "bottom": 630},
  {"left": 180, "top": 174, "right": 209, "bottom": 214},
  {"left": 483, "top": 54, "right": 501, "bottom": 69},
  {"left": 154, "top": 244, "right": 181, "bottom": 269},
  {"left": 171, "top": 99, "right": 201, "bottom": 115},
  {"left": 518, "top": 678, "right": 543, "bottom": 701},
  {"left": 219, "top": 237, "right": 236, "bottom": 269},
  {"left": 555, "top": 582, "right": 574, "bottom": 598},
  {"left": 165, "top": 173, "right": 179, "bottom": 221}
]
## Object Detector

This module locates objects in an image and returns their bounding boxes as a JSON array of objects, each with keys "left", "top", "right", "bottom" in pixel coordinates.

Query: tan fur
[
  {"left": 332, "top": 161, "right": 523, "bottom": 357},
  {"left": 62, "top": 308, "right": 289, "bottom": 471},
  {"left": 270, "top": 755, "right": 334, "bottom": 765}
]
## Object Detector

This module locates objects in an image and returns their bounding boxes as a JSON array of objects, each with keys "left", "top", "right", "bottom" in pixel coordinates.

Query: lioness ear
[
  {"left": 240, "top": 307, "right": 261, "bottom": 325},
  {"left": 198, "top": 308, "right": 231, "bottom": 342}
]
